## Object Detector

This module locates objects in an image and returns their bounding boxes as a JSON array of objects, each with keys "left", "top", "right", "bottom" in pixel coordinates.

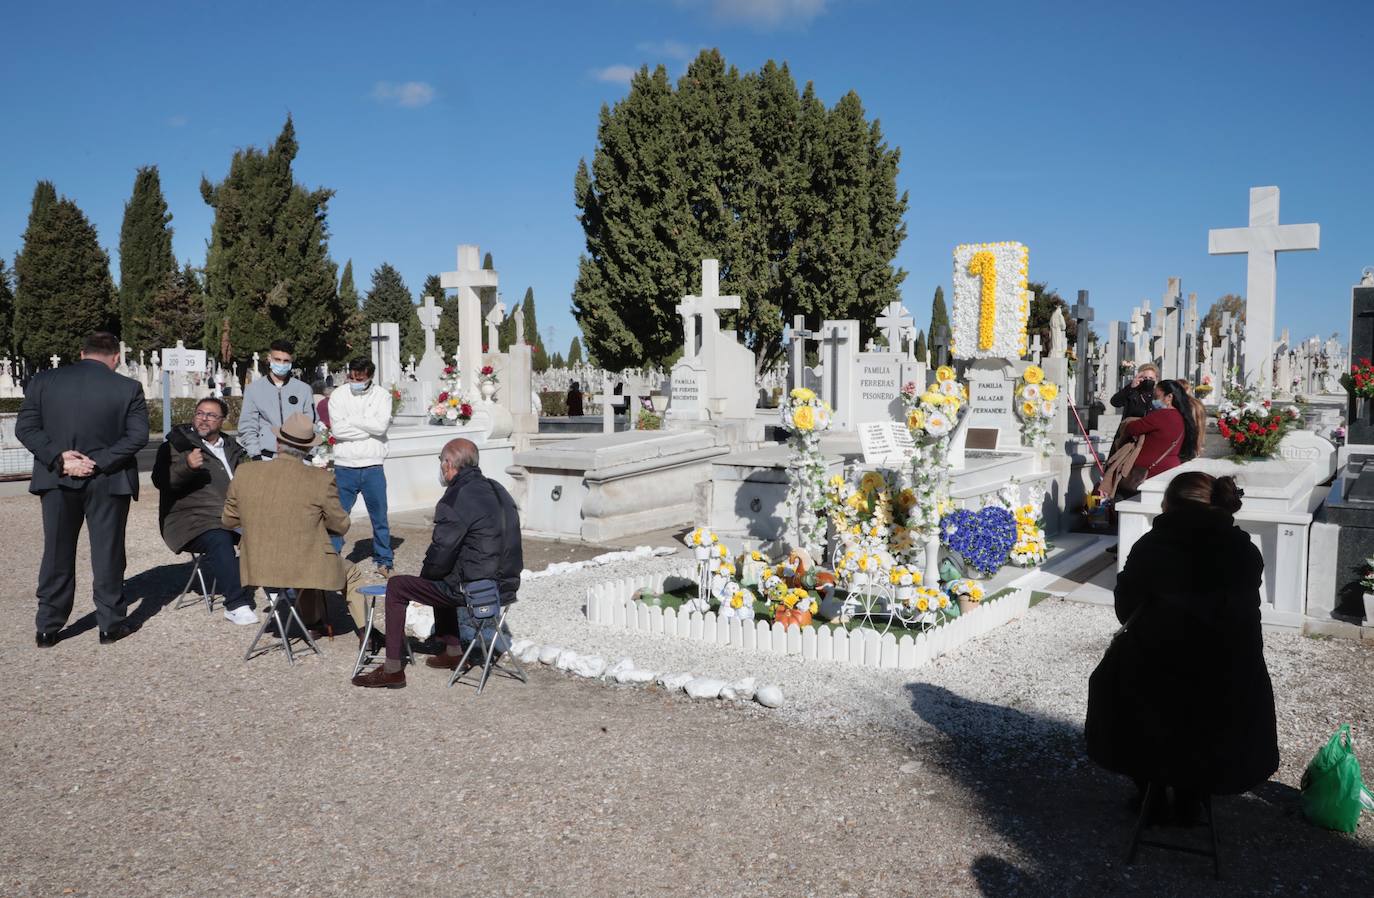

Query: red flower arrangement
[
  {"left": 1342, "top": 358, "right": 1374, "bottom": 400},
  {"left": 1217, "top": 402, "right": 1300, "bottom": 457},
  {"left": 481, "top": 365, "right": 494, "bottom": 376}
]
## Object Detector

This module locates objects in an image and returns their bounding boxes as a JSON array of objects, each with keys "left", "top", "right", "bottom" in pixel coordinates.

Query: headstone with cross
[
  {"left": 1209, "top": 186, "right": 1320, "bottom": 393},
  {"left": 876, "top": 300, "right": 913, "bottom": 353},
  {"left": 668, "top": 259, "right": 755, "bottom": 421},
  {"left": 370, "top": 322, "right": 402, "bottom": 389},
  {"left": 415, "top": 294, "right": 446, "bottom": 388},
  {"left": 1073, "top": 290, "right": 1095, "bottom": 408},
  {"left": 1158, "top": 278, "right": 1182, "bottom": 379},
  {"left": 49, "top": 354, "right": 59, "bottom": 369},
  {"left": 787, "top": 315, "right": 819, "bottom": 392},
  {"left": 1028, "top": 334, "right": 1043, "bottom": 365},
  {"left": 819, "top": 320, "right": 858, "bottom": 430},
  {"left": 440, "top": 244, "right": 498, "bottom": 399}
]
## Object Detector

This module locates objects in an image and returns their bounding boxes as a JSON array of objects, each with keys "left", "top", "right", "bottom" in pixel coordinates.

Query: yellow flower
[
  {"left": 808, "top": 600, "right": 819, "bottom": 615},
  {"left": 921, "top": 391, "right": 942, "bottom": 406},
  {"left": 828, "top": 474, "right": 845, "bottom": 488},
  {"left": 916, "top": 596, "right": 930, "bottom": 613},
  {"left": 730, "top": 593, "right": 744, "bottom": 610},
  {"left": 750, "top": 550, "right": 764, "bottom": 561},
  {"left": 896, "top": 489, "right": 916, "bottom": 511},
  {"left": 790, "top": 387, "right": 816, "bottom": 401},
  {"left": 846, "top": 492, "right": 869, "bottom": 513},
  {"left": 782, "top": 592, "right": 798, "bottom": 609},
  {"left": 935, "top": 365, "right": 956, "bottom": 383},
  {"left": 792, "top": 406, "right": 816, "bottom": 431},
  {"left": 1040, "top": 383, "right": 1058, "bottom": 401},
  {"left": 1023, "top": 365, "right": 1044, "bottom": 384},
  {"left": 906, "top": 409, "right": 925, "bottom": 432},
  {"left": 448, "top": 397, "right": 458, "bottom": 407},
  {"left": 860, "top": 472, "right": 884, "bottom": 493},
  {"left": 716, "top": 543, "right": 728, "bottom": 558}
]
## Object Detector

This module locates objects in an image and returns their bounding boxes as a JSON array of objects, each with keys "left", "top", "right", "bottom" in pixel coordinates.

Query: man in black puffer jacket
[{"left": 353, "top": 438, "right": 522, "bottom": 689}]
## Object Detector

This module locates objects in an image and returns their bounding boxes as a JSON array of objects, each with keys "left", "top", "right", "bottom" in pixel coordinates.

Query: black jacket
[
  {"left": 1110, "top": 381, "right": 1154, "bottom": 419},
  {"left": 1088, "top": 505, "right": 1279, "bottom": 794},
  {"left": 420, "top": 465, "right": 523, "bottom": 602},
  {"left": 15, "top": 359, "right": 149, "bottom": 498},
  {"left": 151, "top": 424, "right": 248, "bottom": 553}
]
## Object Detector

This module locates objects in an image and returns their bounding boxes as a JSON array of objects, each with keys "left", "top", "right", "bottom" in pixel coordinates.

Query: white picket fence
[{"left": 585, "top": 563, "right": 1032, "bottom": 671}]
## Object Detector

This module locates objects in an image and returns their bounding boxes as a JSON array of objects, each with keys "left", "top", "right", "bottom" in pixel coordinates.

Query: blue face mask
[
  {"left": 1151, "top": 398, "right": 1166, "bottom": 410},
  {"left": 349, "top": 380, "right": 371, "bottom": 395},
  {"left": 269, "top": 361, "right": 292, "bottom": 378}
]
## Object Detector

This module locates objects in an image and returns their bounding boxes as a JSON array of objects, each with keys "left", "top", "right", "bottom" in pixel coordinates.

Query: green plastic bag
[{"left": 1300, "top": 724, "right": 1369, "bottom": 833}]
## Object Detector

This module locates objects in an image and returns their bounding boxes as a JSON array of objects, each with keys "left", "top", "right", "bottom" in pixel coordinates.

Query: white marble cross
[
  {"left": 788, "top": 315, "right": 818, "bottom": 392},
  {"left": 50, "top": 354, "right": 60, "bottom": 369},
  {"left": 417, "top": 294, "right": 442, "bottom": 356},
  {"left": 440, "top": 245, "right": 499, "bottom": 402},
  {"left": 1208, "top": 186, "right": 1319, "bottom": 392},
  {"left": 1029, "top": 334, "right": 1042, "bottom": 365},
  {"left": 593, "top": 388, "right": 626, "bottom": 433},
  {"left": 875, "top": 300, "right": 913, "bottom": 351},
  {"left": 676, "top": 259, "right": 740, "bottom": 360}
]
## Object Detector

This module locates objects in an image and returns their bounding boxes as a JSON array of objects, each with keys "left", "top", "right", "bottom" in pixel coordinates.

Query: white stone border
[{"left": 586, "top": 562, "right": 1032, "bottom": 671}]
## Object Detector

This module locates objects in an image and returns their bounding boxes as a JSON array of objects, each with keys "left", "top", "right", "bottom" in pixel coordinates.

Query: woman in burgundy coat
[{"left": 1123, "top": 379, "right": 1197, "bottom": 481}]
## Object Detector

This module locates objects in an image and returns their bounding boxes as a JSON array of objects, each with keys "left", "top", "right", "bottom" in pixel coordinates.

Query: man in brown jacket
[{"left": 222, "top": 414, "right": 349, "bottom": 630}]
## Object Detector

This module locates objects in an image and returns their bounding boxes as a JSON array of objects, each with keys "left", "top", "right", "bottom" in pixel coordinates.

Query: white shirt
[{"left": 203, "top": 434, "right": 233, "bottom": 480}]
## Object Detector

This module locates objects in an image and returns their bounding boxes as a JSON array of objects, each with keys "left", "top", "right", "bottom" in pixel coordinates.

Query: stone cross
[
  {"left": 787, "top": 315, "right": 818, "bottom": 392},
  {"left": 866, "top": 338, "right": 879, "bottom": 352},
  {"left": 1028, "top": 334, "right": 1042, "bottom": 365},
  {"left": 676, "top": 259, "right": 740, "bottom": 360},
  {"left": 1072, "top": 290, "right": 1095, "bottom": 408},
  {"left": 1208, "top": 186, "right": 1320, "bottom": 392},
  {"left": 593, "top": 388, "right": 626, "bottom": 434},
  {"left": 50, "top": 354, "right": 60, "bottom": 369},
  {"left": 417, "top": 294, "right": 442, "bottom": 357},
  {"left": 875, "top": 300, "right": 913, "bottom": 351},
  {"left": 820, "top": 321, "right": 852, "bottom": 412},
  {"left": 440, "top": 244, "right": 499, "bottom": 403}
]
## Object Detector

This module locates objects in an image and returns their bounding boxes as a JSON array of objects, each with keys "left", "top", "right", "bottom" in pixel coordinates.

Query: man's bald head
[{"left": 441, "top": 438, "right": 479, "bottom": 472}]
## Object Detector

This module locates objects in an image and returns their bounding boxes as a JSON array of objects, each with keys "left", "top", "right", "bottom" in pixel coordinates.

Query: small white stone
[
  {"left": 508, "top": 638, "right": 534, "bottom": 656},
  {"left": 605, "top": 658, "right": 636, "bottom": 680},
  {"left": 720, "top": 676, "right": 757, "bottom": 702},
  {"left": 515, "top": 643, "right": 542, "bottom": 664},
  {"left": 657, "top": 671, "right": 695, "bottom": 691},
  {"left": 569, "top": 654, "right": 606, "bottom": 678},
  {"left": 554, "top": 649, "right": 580, "bottom": 671},
  {"left": 537, "top": 645, "right": 564, "bottom": 665},
  {"left": 755, "top": 685, "right": 784, "bottom": 708},
  {"left": 684, "top": 677, "right": 727, "bottom": 700},
  {"left": 616, "top": 667, "right": 656, "bottom": 685}
]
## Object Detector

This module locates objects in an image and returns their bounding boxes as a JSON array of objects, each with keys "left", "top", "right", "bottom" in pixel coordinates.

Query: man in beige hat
[{"left": 222, "top": 413, "right": 350, "bottom": 632}]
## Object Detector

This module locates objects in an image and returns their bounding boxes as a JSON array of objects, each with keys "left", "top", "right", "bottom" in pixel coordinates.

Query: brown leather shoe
[
  {"left": 425, "top": 652, "right": 465, "bottom": 671},
  {"left": 351, "top": 666, "right": 406, "bottom": 689}
]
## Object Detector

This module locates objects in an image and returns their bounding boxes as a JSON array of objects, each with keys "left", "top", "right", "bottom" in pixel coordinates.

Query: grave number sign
[{"left": 161, "top": 347, "right": 207, "bottom": 373}]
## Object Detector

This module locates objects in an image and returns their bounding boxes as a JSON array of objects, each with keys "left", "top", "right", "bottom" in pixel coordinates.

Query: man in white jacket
[{"left": 329, "top": 358, "right": 394, "bottom": 574}]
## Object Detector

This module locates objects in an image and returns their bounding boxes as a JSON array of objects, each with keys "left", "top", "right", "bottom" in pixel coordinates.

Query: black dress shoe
[
  {"left": 98, "top": 622, "right": 140, "bottom": 644},
  {"left": 36, "top": 631, "right": 59, "bottom": 648}
]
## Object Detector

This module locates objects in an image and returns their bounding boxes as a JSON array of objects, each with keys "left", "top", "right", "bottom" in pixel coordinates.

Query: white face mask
[
  {"left": 438, "top": 464, "right": 451, "bottom": 488},
  {"left": 349, "top": 380, "right": 371, "bottom": 394}
]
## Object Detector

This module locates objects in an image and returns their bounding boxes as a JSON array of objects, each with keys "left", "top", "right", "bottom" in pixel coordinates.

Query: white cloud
[
  {"left": 635, "top": 39, "right": 697, "bottom": 60},
  {"left": 166, "top": 114, "right": 189, "bottom": 128},
  {"left": 591, "top": 64, "right": 638, "bottom": 85},
  {"left": 675, "top": 0, "right": 828, "bottom": 29},
  {"left": 370, "top": 81, "right": 437, "bottom": 108}
]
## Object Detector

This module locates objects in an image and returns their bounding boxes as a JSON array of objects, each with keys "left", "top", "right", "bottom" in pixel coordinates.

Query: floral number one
[{"left": 968, "top": 250, "right": 998, "bottom": 351}]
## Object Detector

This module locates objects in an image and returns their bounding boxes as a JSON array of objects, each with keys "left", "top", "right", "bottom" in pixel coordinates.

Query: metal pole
[{"left": 162, "top": 369, "right": 172, "bottom": 435}]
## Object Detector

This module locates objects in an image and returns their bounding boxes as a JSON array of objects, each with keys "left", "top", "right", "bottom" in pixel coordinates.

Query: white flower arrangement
[
  {"left": 779, "top": 387, "right": 833, "bottom": 559},
  {"left": 1014, "top": 365, "right": 1058, "bottom": 457},
  {"left": 717, "top": 584, "right": 756, "bottom": 622},
  {"left": 950, "top": 242, "right": 1030, "bottom": 360},
  {"left": 948, "top": 578, "right": 985, "bottom": 604},
  {"left": 901, "top": 367, "right": 968, "bottom": 542}
]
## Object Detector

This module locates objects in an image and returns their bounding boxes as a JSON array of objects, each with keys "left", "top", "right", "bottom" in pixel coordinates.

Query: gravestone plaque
[
  {"left": 851, "top": 352, "right": 905, "bottom": 423},
  {"left": 669, "top": 359, "right": 705, "bottom": 421},
  {"left": 858, "top": 421, "right": 915, "bottom": 467},
  {"left": 964, "top": 371, "right": 1017, "bottom": 436}
]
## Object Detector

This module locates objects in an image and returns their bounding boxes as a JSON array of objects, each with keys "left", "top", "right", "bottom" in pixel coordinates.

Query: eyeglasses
[{"left": 194, "top": 411, "right": 224, "bottom": 421}]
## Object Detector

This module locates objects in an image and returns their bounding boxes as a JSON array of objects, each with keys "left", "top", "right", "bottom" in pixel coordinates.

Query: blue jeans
[
  {"left": 332, "top": 465, "right": 393, "bottom": 568},
  {"left": 185, "top": 528, "right": 255, "bottom": 610}
]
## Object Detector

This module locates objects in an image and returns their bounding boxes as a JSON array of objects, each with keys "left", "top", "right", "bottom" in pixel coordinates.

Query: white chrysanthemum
[
  {"left": 940, "top": 379, "right": 961, "bottom": 397},
  {"left": 925, "top": 413, "right": 951, "bottom": 437},
  {"left": 1041, "top": 400, "right": 1056, "bottom": 417},
  {"left": 1020, "top": 383, "right": 1041, "bottom": 401}
]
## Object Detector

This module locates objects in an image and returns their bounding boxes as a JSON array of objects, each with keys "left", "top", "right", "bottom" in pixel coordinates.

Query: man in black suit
[{"left": 16, "top": 332, "right": 150, "bottom": 645}]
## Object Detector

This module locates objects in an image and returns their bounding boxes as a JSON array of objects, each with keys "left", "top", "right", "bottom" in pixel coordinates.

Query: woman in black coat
[
  {"left": 1087, "top": 471, "right": 1278, "bottom": 816},
  {"left": 566, "top": 381, "right": 584, "bottom": 417}
]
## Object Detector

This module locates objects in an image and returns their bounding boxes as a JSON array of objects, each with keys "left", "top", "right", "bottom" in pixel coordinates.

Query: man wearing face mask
[
  {"left": 328, "top": 358, "right": 394, "bottom": 575},
  {"left": 237, "top": 339, "right": 317, "bottom": 461}
]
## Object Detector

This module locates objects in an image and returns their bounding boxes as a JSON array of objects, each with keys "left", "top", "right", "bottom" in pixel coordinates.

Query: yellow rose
[
  {"left": 921, "top": 391, "right": 942, "bottom": 406},
  {"left": 790, "top": 387, "right": 816, "bottom": 401},
  {"left": 935, "top": 366, "right": 956, "bottom": 383},
  {"left": 730, "top": 594, "right": 744, "bottom": 609},
  {"left": 1022, "top": 400, "right": 1038, "bottom": 417},
  {"left": 1023, "top": 365, "right": 1044, "bottom": 384},
  {"left": 897, "top": 489, "right": 916, "bottom": 510},
  {"left": 792, "top": 405, "right": 816, "bottom": 431},
  {"left": 906, "top": 409, "right": 925, "bottom": 432},
  {"left": 1040, "top": 383, "right": 1058, "bottom": 401},
  {"left": 448, "top": 397, "right": 458, "bottom": 407}
]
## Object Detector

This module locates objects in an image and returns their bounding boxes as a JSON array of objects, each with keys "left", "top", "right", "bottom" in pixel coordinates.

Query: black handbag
[
  {"left": 1084, "top": 602, "right": 1147, "bottom": 773},
  {"left": 461, "top": 478, "right": 510, "bottom": 621}
]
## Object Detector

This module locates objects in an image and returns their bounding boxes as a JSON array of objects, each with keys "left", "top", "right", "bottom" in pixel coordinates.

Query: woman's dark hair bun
[{"left": 1210, "top": 475, "right": 1244, "bottom": 514}]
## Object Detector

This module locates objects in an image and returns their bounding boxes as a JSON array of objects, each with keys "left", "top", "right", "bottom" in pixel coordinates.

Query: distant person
[
  {"left": 1123, "top": 379, "right": 1195, "bottom": 480},
  {"left": 1087, "top": 472, "right": 1277, "bottom": 823},
  {"left": 237, "top": 339, "right": 317, "bottom": 460},
  {"left": 328, "top": 358, "right": 394, "bottom": 575},
  {"left": 221, "top": 414, "right": 349, "bottom": 636},
  {"left": 16, "top": 332, "right": 150, "bottom": 646},
  {"left": 312, "top": 377, "right": 335, "bottom": 429},
  {"left": 1111, "top": 363, "right": 1159, "bottom": 420},
  {"left": 352, "top": 438, "right": 522, "bottom": 689},
  {"left": 566, "top": 380, "right": 584, "bottom": 417},
  {"left": 152, "top": 397, "right": 257, "bottom": 625}
]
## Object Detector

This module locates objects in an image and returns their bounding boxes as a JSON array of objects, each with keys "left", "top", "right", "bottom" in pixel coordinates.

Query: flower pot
[
  {"left": 1364, "top": 591, "right": 1374, "bottom": 625},
  {"left": 694, "top": 546, "right": 711, "bottom": 561},
  {"left": 958, "top": 598, "right": 979, "bottom": 615},
  {"left": 480, "top": 381, "right": 496, "bottom": 400},
  {"left": 896, "top": 585, "right": 916, "bottom": 603}
]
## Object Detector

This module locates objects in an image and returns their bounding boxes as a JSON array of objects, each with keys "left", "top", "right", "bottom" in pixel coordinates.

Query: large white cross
[
  {"left": 440, "top": 245, "right": 498, "bottom": 397},
  {"left": 1208, "top": 186, "right": 1319, "bottom": 392},
  {"left": 875, "top": 300, "right": 913, "bottom": 351},
  {"left": 676, "top": 259, "right": 740, "bottom": 360}
]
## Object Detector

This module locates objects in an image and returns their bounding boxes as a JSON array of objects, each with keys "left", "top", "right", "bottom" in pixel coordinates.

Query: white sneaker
[{"left": 224, "top": 606, "right": 259, "bottom": 626}]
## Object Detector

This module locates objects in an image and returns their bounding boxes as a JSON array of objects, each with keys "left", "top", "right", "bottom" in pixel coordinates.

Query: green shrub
[
  {"left": 636, "top": 410, "right": 662, "bottom": 430},
  {"left": 0, "top": 398, "right": 21, "bottom": 414},
  {"left": 0, "top": 395, "right": 245, "bottom": 433},
  {"left": 539, "top": 391, "right": 568, "bottom": 417}
]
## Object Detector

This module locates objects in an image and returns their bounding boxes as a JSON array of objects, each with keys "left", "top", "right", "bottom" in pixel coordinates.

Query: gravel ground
[{"left": 2, "top": 494, "right": 1372, "bottom": 897}]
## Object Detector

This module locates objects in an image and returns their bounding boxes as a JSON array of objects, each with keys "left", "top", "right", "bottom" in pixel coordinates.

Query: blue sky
[{"left": 1, "top": 0, "right": 1369, "bottom": 357}]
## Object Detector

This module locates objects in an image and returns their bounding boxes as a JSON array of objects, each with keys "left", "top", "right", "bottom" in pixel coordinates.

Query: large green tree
[
  {"left": 500, "top": 285, "right": 537, "bottom": 350},
  {"left": 138, "top": 263, "right": 205, "bottom": 352},
  {"left": 339, "top": 260, "right": 368, "bottom": 360},
  {"left": 364, "top": 263, "right": 421, "bottom": 362},
  {"left": 201, "top": 117, "right": 342, "bottom": 367},
  {"left": 117, "top": 166, "right": 176, "bottom": 349},
  {"left": 13, "top": 181, "right": 119, "bottom": 363},
  {"left": 430, "top": 272, "right": 460, "bottom": 357},
  {"left": 929, "top": 285, "right": 949, "bottom": 342},
  {"left": 573, "top": 50, "right": 908, "bottom": 372},
  {"left": 1026, "top": 282, "right": 1077, "bottom": 358},
  {"left": 0, "top": 258, "right": 13, "bottom": 357},
  {"left": 1200, "top": 293, "right": 1245, "bottom": 346}
]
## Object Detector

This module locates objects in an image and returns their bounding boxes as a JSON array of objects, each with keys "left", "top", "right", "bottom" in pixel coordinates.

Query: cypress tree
[
  {"left": 914, "top": 329, "right": 927, "bottom": 364},
  {"left": 567, "top": 336, "right": 583, "bottom": 366},
  {"left": 573, "top": 50, "right": 906, "bottom": 371},
  {"left": 0, "top": 258, "right": 13, "bottom": 357},
  {"left": 550, "top": 351, "right": 565, "bottom": 368},
  {"left": 117, "top": 166, "right": 176, "bottom": 349},
  {"left": 339, "top": 260, "right": 368, "bottom": 358},
  {"left": 364, "top": 263, "right": 421, "bottom": 361},
  {"left": 139, "top": 263, "right": 206, "bottom": 352},
  {"left": 14, "top": 181, "right": 118, "bottom": 363},
  {"left": 201, "top": 117, "right": 340, "bottom": 368},
  {"left": 929, "top": 286, "right": 949, "bottom": 342}
]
